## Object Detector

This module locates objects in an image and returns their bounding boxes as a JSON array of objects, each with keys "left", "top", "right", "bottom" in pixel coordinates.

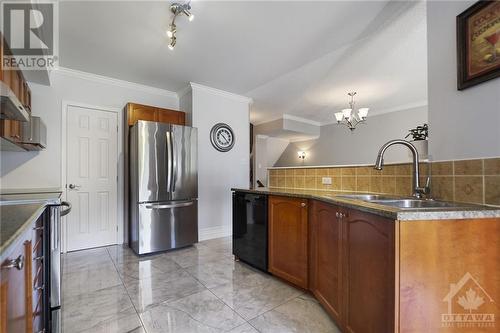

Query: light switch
[{"left": 322, "top": 177, "right": 332, "bottom": 185}]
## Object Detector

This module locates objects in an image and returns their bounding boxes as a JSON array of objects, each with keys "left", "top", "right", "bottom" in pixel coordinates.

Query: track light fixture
[
  {"left": 166, "top": 23, "right": 176, "bottom": 38},
  {"left": 167, "top": 1, "right": 194, "bottom": 50}
]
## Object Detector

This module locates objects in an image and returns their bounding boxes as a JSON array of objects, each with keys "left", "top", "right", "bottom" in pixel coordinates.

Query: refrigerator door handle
[
  {"left": 172, "top": 130, "right": 177, "bottom": 193},
  {"left": 145, "top": 201, "right": 194, "bottom": 209},
  {"left": 166, "top": 131, "right": 173, "bottom": 192}
]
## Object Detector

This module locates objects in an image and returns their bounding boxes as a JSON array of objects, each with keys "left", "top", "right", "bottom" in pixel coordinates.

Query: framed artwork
[{"left": 457, "top": 1, "right": 500, "bottom": 90}]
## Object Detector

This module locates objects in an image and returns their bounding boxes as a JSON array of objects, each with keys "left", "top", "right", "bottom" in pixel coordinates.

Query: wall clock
[{"left": 210, "top": 123, "right": 235, "bottom": 152}]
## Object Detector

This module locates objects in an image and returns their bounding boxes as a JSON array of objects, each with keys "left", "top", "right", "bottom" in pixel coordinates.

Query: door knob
[{"left": 68, "top": 184, "right": 81, "bottom": 190}]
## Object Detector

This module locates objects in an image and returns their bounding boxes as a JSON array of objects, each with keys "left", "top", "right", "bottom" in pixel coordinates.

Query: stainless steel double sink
[{"left": 336, "top": 194, "right": 469, "bottom": 210}]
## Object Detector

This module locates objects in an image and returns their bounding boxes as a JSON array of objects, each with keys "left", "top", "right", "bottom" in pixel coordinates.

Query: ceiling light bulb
[{"left": 358, "top": 108, "right": 369, "bottom": 119}]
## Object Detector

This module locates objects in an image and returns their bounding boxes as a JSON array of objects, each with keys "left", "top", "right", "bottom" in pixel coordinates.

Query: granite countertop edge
[
  {"left": 1, "top": 203, "right": 47, "bottom": 254},
  {"left": 1, "top": 191, "right": 62, "bottom": 254},
  {"left": 231, "top": 188, "right": 500, "bottom": 221}
]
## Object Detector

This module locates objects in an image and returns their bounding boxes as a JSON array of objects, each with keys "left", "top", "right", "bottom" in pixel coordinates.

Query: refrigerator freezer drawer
[{"left": 131, "top": 200, "right": 198, "bottom": 255}]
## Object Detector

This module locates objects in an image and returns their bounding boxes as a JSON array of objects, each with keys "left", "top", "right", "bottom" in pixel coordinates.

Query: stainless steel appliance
[
  {"left": 129, "top": 121, "right": 198, "bottom": 255},
  {"left": 47, "top": 201, "right": 71, "bottom": 333},
  {"left": 20, "top": 116, "right": 47, "bottom": 150},
  {"left": 232, "top": 192, "right": 268, "bottom": 272}
]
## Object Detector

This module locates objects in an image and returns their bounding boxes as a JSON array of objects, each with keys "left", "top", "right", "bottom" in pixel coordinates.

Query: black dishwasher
[{"left": 232, "top": 192, "right": 268, "bottom": 272}]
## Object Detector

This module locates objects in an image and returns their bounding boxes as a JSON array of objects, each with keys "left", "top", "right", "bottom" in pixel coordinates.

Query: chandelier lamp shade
[{"left": 334, "top": 92, "right": 369, "bottom": 131}]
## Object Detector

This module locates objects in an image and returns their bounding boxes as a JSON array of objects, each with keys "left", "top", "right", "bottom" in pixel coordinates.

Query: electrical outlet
[{"left": 322, "top": 177, "right": 332, "bottom": 185}]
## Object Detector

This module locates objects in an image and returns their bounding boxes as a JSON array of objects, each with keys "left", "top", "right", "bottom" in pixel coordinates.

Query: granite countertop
[
  {"left": 0, "top": 187, "right": 62, "bottom": 195},
  {"left": 231, "top": 187, "right": 500, "bottom": 221},
  {"left": 0, "top": 203, "right": 46, "bottom": 253},
  {"left": 0, "top": 190, "right": 62, "bottom": 254}
]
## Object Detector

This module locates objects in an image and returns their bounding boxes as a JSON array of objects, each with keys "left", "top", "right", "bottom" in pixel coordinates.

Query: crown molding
[
  {"left": 190, "top": 82, "right": 253, "bottom": 104},
  {"left": 176, "top": 85, "right": 192, "bottom": 99},
  {"left": 283, "top": 114, "right": 321, "bottom": 126},
  {"left": 253, "top": 113, "right": 321, "bottom": 127},
  {"left": 54, "top": 67, "right": 178, "bottom": 99}
]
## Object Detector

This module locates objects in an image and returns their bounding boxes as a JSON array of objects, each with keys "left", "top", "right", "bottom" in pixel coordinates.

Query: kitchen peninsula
[{"left": 232, "top": 187, "right": 500, "bottom": 333}]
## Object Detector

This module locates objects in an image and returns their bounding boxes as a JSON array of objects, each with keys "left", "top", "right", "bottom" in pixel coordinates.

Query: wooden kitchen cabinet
[
  {"left": 235, "top": 189, "right": 500, "bottom": 333},
  {"left": 0, "top": 33, "right": 32, "bottom": 116},
  {"left": 342, "top": 207, "right": 395, "bottom": 333},
  {"left": 0, "top": 119, "right": 22, "bottom": 142},
  {"left": 0, "top": 213, "right": 46, "bottom": 333},
  {"left": 126, "top": 102, "right": 185, "bottom": 126},
  {"left": 309, "top": 200, "right": 343, "bottom": 324},
  {"left": 268, "top": 195, "right": 309, "bottom": 289},
  {"left": 0, "top": 240, "right": 33, "bottom": 333}
]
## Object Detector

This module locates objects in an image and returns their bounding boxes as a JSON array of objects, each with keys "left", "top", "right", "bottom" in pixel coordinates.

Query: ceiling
[{"left": 58, "top": 1, "right": 427, "bottom": 125}]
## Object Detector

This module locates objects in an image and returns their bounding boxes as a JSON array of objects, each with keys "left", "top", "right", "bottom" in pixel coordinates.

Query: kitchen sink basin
[
  {"left": 369, "top": 199, "right": 465, "bottom": 209},
  {"left": 337, "top": 194, "right": 468, "bottom": 210}
]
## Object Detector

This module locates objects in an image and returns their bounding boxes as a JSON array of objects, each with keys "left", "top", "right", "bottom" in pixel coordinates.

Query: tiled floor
[{"left": 61, "top": 237, "right": 341, "bottom": 333}]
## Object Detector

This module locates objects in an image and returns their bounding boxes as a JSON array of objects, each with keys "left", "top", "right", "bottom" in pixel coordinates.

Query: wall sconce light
[{"left": 298, "top": 151, "right": 306, "bottom": 160}]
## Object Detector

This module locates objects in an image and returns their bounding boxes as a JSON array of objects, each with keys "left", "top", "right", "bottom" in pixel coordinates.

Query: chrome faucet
[{"left": 374, "top": 139, "right": 430, "bottom": 199}]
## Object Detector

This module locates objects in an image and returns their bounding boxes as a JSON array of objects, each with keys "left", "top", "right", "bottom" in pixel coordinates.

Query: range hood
[
  {"left": 20, "top": 116, "right": 46, "bottom": 150},
  {"left": 0, "top": 81, "right": 30, "bottom": 122}
]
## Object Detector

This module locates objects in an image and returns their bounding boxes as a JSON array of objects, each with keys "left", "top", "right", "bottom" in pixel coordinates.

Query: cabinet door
[
  {"left": 309, "top": 200, "right": 343, "bottom": 324},
  {"left": 127, "top": 103, "right": 156, "bottom": 126},
  {"left": 157, "top": 108, "right": 185, "bottom": 125},
  {"left": 23, "top": 82, "right": 31, "bottom": 112},
  {"left": 268, "top": 195, "right": 308, "bottom": 288},
  {"left": 0, "top": 240, "right": 32, "bottom": 333},
  {"left": 342, "top": 209, "right": 395, "bottom": 333},
  {"left": 127, "top": 103, "right": 186, "bottom": 126},
  {"left": 0, "top": 120, "right": 22, "bottom": 142}
]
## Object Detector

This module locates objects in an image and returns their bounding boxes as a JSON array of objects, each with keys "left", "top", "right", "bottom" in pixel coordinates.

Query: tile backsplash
[{"left": 267, "top": 157, "right": 500, "bottom": 207}]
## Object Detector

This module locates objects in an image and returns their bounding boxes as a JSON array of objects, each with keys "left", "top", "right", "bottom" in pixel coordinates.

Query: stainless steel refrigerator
[{"left": 129, "top": 120, "right": 198, "bottom": 255}]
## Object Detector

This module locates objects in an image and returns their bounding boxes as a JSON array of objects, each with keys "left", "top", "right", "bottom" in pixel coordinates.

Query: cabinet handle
[
  {"left": 2, "top": 255, "right": 24, "bottom": 270},
  {"left": 301, "top": 202, "right": 306, "bottom": 207},
  {"left": 33, "top": 255, "right": 44, "bottom": 261},
  {"left": 335, "top": 212, "right": 340, "bottom": 218}
]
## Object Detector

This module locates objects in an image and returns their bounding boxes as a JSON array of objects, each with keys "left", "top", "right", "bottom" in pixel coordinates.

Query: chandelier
[
  {"left": 167, "top": 1, "right": 194, "bottom": 50},
  {"left": 334, "top": 92, "right": 369, "bottom": 131}
]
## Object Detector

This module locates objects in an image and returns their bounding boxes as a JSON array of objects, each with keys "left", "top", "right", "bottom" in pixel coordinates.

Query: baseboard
[{"left": 198, "top": 225, "right": 231, "bottom": 241}]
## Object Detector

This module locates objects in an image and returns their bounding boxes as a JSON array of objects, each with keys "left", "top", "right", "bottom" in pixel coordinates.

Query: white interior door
[{"left": 66, "top": 105, "right": 118, "bottom": 251}]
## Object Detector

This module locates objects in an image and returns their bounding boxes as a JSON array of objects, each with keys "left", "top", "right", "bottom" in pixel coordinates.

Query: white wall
[
  {"left": 254, "top": 135, "right": 289, "bottom": 186},
  {"left": 427, "top": 1, "right": 500, "bottom": 161},
  {"left": 0, "top": 68, "right": 179, "bottom": 189},
  {"left": 191, "top": 83, "right": 251, "bottom": 240},
  {"left": 275, "top": 105, "right": 428, "bottom": 167},
  {"left": 179, "top": 88, "right": 193, "bottom": 126}
]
